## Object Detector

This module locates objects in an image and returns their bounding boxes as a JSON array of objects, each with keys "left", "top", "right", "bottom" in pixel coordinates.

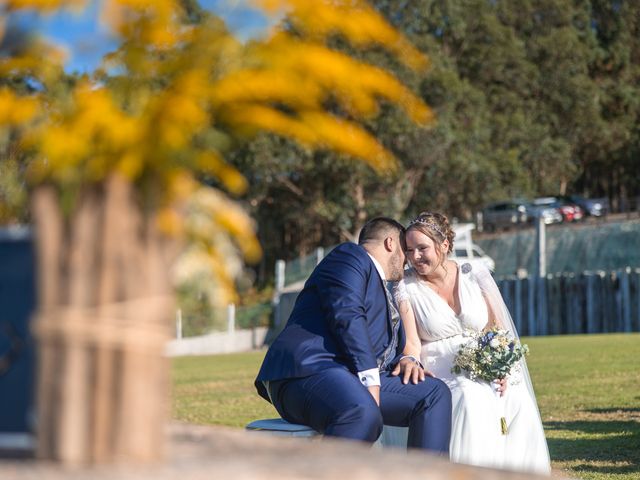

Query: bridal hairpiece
[{"left": 408, "top": 216, "right": 446, "bottom": 238}]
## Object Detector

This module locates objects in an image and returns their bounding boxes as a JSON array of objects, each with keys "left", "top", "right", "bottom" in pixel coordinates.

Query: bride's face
[{"left": 405, "top": 229, "right": 445, "bottom": 277}]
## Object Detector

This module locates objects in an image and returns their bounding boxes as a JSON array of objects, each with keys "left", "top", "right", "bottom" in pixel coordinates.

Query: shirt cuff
[{"left": 357, "top": 368, "right": 381, "bottom": 387}]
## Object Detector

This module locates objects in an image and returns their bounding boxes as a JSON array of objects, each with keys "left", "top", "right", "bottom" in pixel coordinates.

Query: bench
[{"left": 246, "top": 418, "right": 408, "bottom": 448}]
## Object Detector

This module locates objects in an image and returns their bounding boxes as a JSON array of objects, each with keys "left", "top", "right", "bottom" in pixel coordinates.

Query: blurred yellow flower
[
  {"left": 195, "top": 152, "right": 248, "bottom": 195},
  {"left": 5, "top": 0, "right": 86, "bottom": 10},
  {"left": 4, "top": 0, "right": 432, "bottom": 308},
  {"left": 0, "top": 89, "right": 39, "bottom": 125}
]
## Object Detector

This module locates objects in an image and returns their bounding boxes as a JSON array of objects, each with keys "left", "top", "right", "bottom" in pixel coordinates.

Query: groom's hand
[{"left": 391, "top": 357, "right": 431, "bottom": 385}]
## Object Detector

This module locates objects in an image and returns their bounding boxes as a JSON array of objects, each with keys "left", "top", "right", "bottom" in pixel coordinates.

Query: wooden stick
[
  {"left": 31, "top": 186, "right": 64, "bottom": 460},
  {"left": 56, "top": 187, "right": 101, "bottom": 465},
  {"left": 92, "top": 177, "right": 123, "bottom": 463}
]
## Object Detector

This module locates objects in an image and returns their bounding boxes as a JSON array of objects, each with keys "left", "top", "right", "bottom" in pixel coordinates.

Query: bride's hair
[{"left": 407, "top": 212, "right": 456, "bottom": 262}]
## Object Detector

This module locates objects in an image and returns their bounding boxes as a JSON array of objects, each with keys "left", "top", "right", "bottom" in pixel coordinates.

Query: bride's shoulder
[
  {"left": 453, "top": 260, "right": 492, "bottom": 285},
  {"left": 452, "top": 260, "right": 479, "bottom": 281},
  {"left": 401, "top": 267, "right": 418, "bottom": 284}
]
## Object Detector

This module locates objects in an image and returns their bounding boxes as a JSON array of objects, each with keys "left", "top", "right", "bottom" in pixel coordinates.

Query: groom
[{"left": 255, "top": 217, "right": 451, "bottom": 453}]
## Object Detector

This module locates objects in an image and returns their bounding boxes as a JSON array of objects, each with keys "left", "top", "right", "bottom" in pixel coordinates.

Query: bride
[{"left": 394, "top": 211, "right": 550, "bottom": 474}]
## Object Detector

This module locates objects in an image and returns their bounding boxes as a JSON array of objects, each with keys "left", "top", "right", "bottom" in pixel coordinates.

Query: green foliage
[
  {"left": 0, "top": 156, "right": 28, "bottom": 224},
  {"left": 176, "top": 281, "right": 274, "bottom": 336},
  {"left": 172, "top": 333, "right": 640, "bottom": 480},
  {"left": 228, "top": 0, "right": 640, "bottom": 273}
]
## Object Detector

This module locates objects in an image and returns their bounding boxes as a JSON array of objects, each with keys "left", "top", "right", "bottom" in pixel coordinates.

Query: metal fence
[
  {"left": 280, "top": 246, "right": 336, "bottom": 288},
  {"left": 477, "top": 218, "right": 640, "bottom": 277},
  {"left": 176, "top": 301, "right": 272, "bottom": 338}
]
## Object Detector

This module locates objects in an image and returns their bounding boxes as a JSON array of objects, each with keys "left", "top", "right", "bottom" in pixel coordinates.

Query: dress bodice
[{"left": 398, "top": 264, "right": 489, "bottom": 343}]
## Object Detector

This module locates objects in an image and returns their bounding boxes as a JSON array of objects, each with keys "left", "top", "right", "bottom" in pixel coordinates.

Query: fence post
[
  {"left": 603, "top": 271, "right": 612, "bottom": 333},
  {"left": 548, "top": 274, "right": 561, "bottom": 334},
  {"left": 514, "top": 277, "right": 522, "bottom": 333},
  {"left": 316, "top": 247, "right": 324, "bottom": 265},
  {"left": 275, "top": 259, "right": 286, "bottom": 291},
  {"left": 621, "top": 267, "right": 631, "bottom": 332},
  {"left": 537, "top": 276, "right": 548, "bottom": 336},
  {"left": 571, "top": 274, "right": 583, "bottom": 334},
  {"left": 273, "top": 259, "right": 286, "bottom": 327},
  {"left": 227, "top": 303, "right": 236, "bottom": 334},
  {"left": 598, "top": 270, "right": 606, "bottom": 332},
  {"left": 175, "top": 309, "right": 183, "bottom": 339},
  {"left": 636, "top": 269, "right": 640, "bottom": 332},
  {"left": 535, "top": 217, "right": 547, "bottom": 278},
  {"left": 534, "top": 218, "right": 548, "bottom": 335},
  {"left": 527, "top": 276, "right": 536, "bottom": 336},
  {"left": 585, "top": 273, "right": 596, "bottom": 333}
]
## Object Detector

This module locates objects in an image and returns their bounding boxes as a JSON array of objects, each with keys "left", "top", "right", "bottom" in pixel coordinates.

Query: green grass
[
  {"left": 172, "top": 350, "right": 278, "bottom": 426},
  {"left": 524, "top": 334, "right": 640, "bottom": 479},
  {"left": 171, "top": 333, "right": 640, "bottom": 480}
]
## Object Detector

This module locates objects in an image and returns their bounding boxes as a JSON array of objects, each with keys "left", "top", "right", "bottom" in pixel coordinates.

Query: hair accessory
[{"left": 408, "top": 217, "right": 446, "bottom": 239}]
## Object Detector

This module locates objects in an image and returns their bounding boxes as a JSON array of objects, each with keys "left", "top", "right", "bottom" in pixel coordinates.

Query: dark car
[
  {"left": 481, "top": 200, "right": 529, "bottom": 232},
  {"left": 562, "top": 195, "right": 609, "bottom": 217}
]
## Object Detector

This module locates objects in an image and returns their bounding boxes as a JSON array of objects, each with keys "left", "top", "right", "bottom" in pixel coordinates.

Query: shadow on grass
[
  {"left": 545, "top": 418, "right": 640, "bottom": 476},
  {"left": 585, "top": 407, "right": 640, "bottom": 415}
]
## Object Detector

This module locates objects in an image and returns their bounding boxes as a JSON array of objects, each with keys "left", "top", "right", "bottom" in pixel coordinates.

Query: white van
[{"left": 449, "top": 223, "right": 495, "bottom": 272}]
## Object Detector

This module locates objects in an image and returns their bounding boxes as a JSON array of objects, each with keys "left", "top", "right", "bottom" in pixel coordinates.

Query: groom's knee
[
  {"left": 326, "top": 403, "right": 383, "bottom": 442},
  {"left": 434, "top": 379, "right": 452, "bottom": 402},
  {"left": 421, "top": 378, "right": 452, "bottom": 409}
]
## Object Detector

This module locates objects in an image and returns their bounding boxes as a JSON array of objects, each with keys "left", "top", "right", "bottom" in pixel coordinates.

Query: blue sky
[{"left": 9, "top": 0, "right": 271, "bottom": 73}]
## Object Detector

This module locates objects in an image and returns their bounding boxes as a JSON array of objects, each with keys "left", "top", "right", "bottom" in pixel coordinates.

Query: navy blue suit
[{"left": 255, "top": 243, "right": 451, "bottom": 452}]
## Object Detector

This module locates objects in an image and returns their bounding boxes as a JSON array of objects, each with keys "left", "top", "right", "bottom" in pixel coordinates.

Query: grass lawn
[{"left": 171, "top": 333, "right": 640, "bottom": 480}]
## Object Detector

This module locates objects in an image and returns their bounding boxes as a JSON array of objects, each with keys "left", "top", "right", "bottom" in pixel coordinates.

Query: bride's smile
[{"left": 405, "top": 229, "right": 448, "bottom": 278}]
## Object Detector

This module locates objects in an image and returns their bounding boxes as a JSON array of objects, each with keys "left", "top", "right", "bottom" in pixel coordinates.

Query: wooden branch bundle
[{"left": 31, "top": 176, "right": 176, "bottom": 465}]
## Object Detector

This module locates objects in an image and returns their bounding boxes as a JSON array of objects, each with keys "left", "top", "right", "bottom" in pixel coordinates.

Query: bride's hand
[{"left": 494, "top": 378, "right": 508, "bottom": 396}]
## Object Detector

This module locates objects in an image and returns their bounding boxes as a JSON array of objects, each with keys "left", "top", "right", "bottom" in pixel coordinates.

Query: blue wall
[{"left": 0, "top": 229, "right": 35, "bottom": 433}]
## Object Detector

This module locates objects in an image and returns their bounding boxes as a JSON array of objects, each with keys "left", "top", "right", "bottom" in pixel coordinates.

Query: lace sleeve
[{"left": 393, "top": 279, "right": 410, "bottom": 304}]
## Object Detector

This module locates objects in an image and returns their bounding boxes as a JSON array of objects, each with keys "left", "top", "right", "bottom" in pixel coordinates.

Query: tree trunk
[{"left": 31, "top": 176, "right": 176, "bottom": 466}]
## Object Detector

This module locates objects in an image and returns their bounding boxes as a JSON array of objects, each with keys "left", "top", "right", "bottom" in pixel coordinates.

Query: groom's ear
[{"left": 383, "top": 236, "right": 394, "bottom": 252}]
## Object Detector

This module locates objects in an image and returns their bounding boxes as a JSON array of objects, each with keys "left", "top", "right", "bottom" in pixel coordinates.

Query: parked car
[
  {"left": 561, "top": 195, "right": 609, "bottom": 217},
  {"left": 480, "top": 200, "right": 529, "bottom": 232},
  {"left": 451, "top": 243, "right": 495, "bottom": 272},
  {"left": 450, "top": 223, "right": 495, "bottom": 271},
  {"left": 525, "top": 198, "right": 564, "bottom": 225},
  {"left": 531, "top": 197, "right": 583, "bottom": 222}
]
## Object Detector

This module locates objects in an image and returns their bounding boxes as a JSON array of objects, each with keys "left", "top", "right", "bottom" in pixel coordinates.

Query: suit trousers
[{"left": 268, "top": 368, "right": 451, "bottom": 455}]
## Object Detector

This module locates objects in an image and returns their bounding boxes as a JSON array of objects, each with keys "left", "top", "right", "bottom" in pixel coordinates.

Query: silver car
[{"left": 526, "top": 198, "right": 564, "bottom": 225}]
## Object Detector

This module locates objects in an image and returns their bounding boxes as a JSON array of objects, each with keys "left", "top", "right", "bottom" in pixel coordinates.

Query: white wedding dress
[{"left": 396, "top": 263, "right": 551, "bottom": 474}]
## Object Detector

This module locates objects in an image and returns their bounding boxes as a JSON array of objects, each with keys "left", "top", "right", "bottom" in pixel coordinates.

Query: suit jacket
[{"left": 255, "top": 242, "right": 405, "bottom": 402}]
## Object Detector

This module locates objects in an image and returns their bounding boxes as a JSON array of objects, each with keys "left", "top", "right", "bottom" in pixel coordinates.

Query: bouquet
[{"left": 452, "top": 327, "right": 529, "bottom": 434}]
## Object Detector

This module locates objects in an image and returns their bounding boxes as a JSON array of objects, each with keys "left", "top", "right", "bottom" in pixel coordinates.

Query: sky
[{"left": 8, "top": 0, "right": 271, "bottom": 74}]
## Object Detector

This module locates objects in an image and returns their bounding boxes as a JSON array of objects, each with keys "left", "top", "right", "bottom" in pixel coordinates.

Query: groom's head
[{"left": 358, "top": 217, "right": 406, "bottom": 282}]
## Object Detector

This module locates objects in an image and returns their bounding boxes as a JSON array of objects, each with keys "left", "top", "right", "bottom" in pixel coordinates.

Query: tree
[{"left": 0, "top": 0, "right": 432, "bottom": 465}]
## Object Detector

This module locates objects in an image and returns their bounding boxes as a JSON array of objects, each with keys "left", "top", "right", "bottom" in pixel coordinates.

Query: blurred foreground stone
[{"left": 0, "top": 423, "right": 563, "bottom": 479}]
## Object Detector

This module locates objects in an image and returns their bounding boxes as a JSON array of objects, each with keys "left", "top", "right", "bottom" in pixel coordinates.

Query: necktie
[{"left": 378, "top": 283, "right": 401, "bottom": 371}]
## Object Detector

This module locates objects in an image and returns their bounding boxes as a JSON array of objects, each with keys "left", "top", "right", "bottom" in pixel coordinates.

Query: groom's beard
[{"left": 387, "top": 248, "right": 405, "bottom": 282}]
